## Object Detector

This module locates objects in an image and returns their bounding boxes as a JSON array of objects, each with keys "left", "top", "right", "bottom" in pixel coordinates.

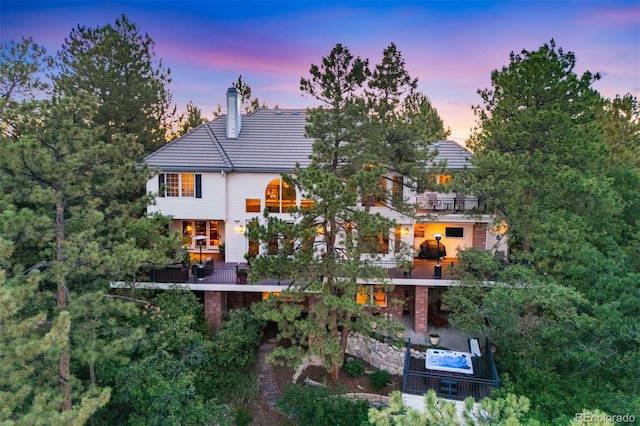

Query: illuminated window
[
  {"left": 394, "top": 227, "right": 402, "bottom": 253},
  {"left": 301, "top": 199, "right": 314, "bottom": 210},
  {"left": 181, "top": 220, "right": 221, "bottom": 248},
  {"left": 361, "top": 228, "right": 390, "bottom": 254},
  {"left": 356, "top": 285, "right": 387, "bottom": 307},
  {"left": 181, "top": 174, "right": 194, "bottom": 197},
  {"left": 437, "top": 175, "right": 451, "bottom": 185},
  {"left": 209, "top": 221, "right": 219, "bottom": 245},
  {"left": 362, "top": 178, "right": 387, "bottom": 207},
  {"left": 265, "top": 178, "right": 297, "bottom": 213},
  {"left": 247, "top": 221, "right": 259, "bottom": 256},
  {"left": 391, "top": 176, "right": 403, "bottom": 206},
  {"left": 246, "top": 199, "right": 261, "bottom": 213}
]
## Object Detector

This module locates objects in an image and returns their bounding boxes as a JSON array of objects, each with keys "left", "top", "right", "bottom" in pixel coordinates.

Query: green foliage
[
  {"left": 462, "top": 39, "right": 640, "bottom": 423},
  {"left": 253, "top": 42, "right": 446, "bottom": 381},
  {"left": 94, "top": 288, "right": 234, "bottom": 426},
  {"left": 277, "top": 385, "right": 370, "bottom": 426},
  {"left": 368, "top": 369, "right": 390, "bottom": 390},
  {"left": 171, "top": 101, "right": 207, "bottom": 138},
  {"left": 453, "top": 247, "right": 500, "bottom": 280},
  {"left": 0, "top": 268, "right": 111, "bottom": 424},
  {"left": 369, "top": 390, "right": 536, "bottom": 426},
  {"left": 345, "top": 359, "right": 365, "bottom": 377},
  {"left": 54, "top": 14, "right": 174, "bottom": 156},
  {"left": 203, "top": 309, "right": 264, "bottom": 401},
  {"left": 234, "top": 406, "right": 252, "bottom": 426}
]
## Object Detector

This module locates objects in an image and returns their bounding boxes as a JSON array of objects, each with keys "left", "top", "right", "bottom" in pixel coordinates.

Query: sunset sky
[{"left": 2, "top": 1, "right": 639, "bottom": 143}]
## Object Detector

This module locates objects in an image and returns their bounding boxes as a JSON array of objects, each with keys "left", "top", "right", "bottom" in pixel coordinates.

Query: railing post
[{"left": 402, "top": 338, "right": 411, "bottom": 393}]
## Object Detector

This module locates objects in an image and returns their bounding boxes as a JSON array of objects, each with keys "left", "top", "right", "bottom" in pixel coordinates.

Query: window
[
  {"left": 159, "top": 173, "right": 201, "bottom": 198},
  {"left": 437, "top": 174, "right": 451, "bottom": 185},
  {"left": 209, "top": 221, "right": 219, "bottom": 245},
  {"left": 301, "top": 199, "right": 314, "bottom": 210},
  {"left": 265, "top": 178, "right": 297, "bottom": 213},
  {"left": 392, "top": 176, "right": 403, "bottom": 206},
  {"left": 445, "top": 227, "right": 464, "bottom": 237},
  {"left": 361, "top": 228, "right": 389, "bottom": 254},
  {"left": 363, "top": 178, "right": 387, "bottom": 207},
  {"left": 246, "top": 199, "right": 261, "bottom": 213},
  {"left": 356, "top": 285, "right": 387, "bottom": 307},
  {"left": 394, "top": 227, "right": 402, "bottom": 254},
  {"left": 182, "top": 220, "right": 221, "bottom": 248},
  {"left": 166, "top": 173, "right": 179, "bottom": 197},
  {"left": 181, "top": 174, "right": 194, "bottom": 197},
  {"left": 247, "top": 221, "right": 259, "bottom": 256}
]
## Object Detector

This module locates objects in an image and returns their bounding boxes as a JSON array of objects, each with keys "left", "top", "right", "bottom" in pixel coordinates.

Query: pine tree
[{"left": 253, "top": 43, "right": 447, "bottom": 381}]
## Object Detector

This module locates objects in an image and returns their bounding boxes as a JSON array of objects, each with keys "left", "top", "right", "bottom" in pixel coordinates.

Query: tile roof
[
  {"left": 429, "top": 140, "right": 473, "bottom": 169},
  {"left": 145, "top": 109, "right": 310, "bottom": 172},
  {"left": 144, "top": 109, "right": 471, "bottom": 172}
]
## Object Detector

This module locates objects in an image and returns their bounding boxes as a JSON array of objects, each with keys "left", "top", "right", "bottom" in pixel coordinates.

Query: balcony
[
  {"left": 137, "top": 258, "right": 458, "bottom": 286},
  {"left": 416, "top": 193, "right": 488, "bottom": 214}
]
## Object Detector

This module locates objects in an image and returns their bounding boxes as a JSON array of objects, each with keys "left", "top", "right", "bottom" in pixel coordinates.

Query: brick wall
[
  {"left": 414, "top": 286, "right": 429, "bottom": 334},
  {"left": 472, "top": 223, "right": 487, "bottom": 249},
  {"left": 204, "top": 291, "right": 226, "bottom": 330}
]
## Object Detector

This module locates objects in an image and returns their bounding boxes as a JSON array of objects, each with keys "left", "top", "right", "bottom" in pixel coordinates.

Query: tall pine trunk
[{"left": 55, "top": 190, "right": 72, "bottom": 411}]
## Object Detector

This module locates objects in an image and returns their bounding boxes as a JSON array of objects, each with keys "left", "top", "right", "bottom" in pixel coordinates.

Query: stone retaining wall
[
  {"left": 345, "top": 332, "right": 425, "bottom": 376},
  {"left": 291, "top": 332, "right": 426, "bottom": 381}
]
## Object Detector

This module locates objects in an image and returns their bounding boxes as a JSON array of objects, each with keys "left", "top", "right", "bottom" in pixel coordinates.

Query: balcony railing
[
  {"left": 402, "top": 337, "right": 500, "bottom": 401},
  {"left": 416, "top": 193, "right": 488, "bottom": 213},
  {"left": 138, "top": 259, "right": 458, "bottom": 285}
]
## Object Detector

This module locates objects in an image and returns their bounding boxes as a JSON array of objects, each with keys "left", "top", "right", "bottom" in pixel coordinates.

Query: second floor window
[{"left": 159, "top": 173, "right": 201, "bottom": 198}]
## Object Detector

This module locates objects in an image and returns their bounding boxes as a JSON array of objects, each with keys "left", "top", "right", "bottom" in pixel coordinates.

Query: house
[{"left": 139, "top": 87, "right": 506, "bottom": 332}]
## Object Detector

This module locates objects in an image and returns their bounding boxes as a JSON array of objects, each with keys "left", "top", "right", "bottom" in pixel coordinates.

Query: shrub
[
  {"left": 345, "top": 359, "right": 365, "bottom": 377},
  {"left": 369, "top": 370, "right": 390, "bottom": 390},
  {"left": 277, "top": 385, "right": 370, "bottom": 426},
  {"left": 235, "top": 406, "right": 252, "bottom": 426}
]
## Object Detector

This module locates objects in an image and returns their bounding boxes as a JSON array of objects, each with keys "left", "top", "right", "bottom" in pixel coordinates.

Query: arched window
[{"left": 265, "top": 178, "right": 296, "bottom": 213}]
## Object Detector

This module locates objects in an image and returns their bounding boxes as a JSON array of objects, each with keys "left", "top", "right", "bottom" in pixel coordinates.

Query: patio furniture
[{"left": 428, "top": 310, "right": 448, "bottom": 328}]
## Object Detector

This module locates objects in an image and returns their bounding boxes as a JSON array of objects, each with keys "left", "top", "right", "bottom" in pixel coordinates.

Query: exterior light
[
  {"left": 433, "top": 233, "right": 443, "bottom": 278},
  {"left": 402, "top": 227, "right": 409, "bottom": 236},
  {"left": 238, "top": 225, "right": 245, "bottom": 234}
]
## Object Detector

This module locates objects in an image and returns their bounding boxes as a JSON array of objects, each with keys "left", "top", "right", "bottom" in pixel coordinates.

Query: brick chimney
[{"left": 226, "top": 87, "right": 241, "bottom": 138}]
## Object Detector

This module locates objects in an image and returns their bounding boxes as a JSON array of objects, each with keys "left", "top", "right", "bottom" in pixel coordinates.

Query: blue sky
[{"left": 2, "top": 1, "right": 639, "bottom": 143}]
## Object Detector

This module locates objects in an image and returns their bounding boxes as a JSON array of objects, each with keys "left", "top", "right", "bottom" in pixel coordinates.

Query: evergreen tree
[
  {"left": 253, "top": 43, "right": 447, "bottom": 381},
  {"left": 447, "top": 40, "right": 640, "bottom": 422},
  {"left": 467, "top": 39, "right": 615, "bottom": 267},
  {"left": 0, "top": 243, "right": 111, "bottom": 423},
  {"left": 171, "top": 101, "right": 207, "bottom": 138},
  {"left": 232, "top": 74, "right": 268, "bottom": 113},
  {"left": 54, "top": 14, "right": 174, "bottom": 156}
]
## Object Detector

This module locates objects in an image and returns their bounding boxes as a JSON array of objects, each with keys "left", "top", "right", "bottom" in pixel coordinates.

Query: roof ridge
[{"left": 204, "top": 122, "right": 234, "bottom": 170}]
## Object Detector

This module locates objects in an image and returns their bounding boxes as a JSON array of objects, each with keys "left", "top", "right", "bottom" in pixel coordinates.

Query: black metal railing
[
  {"left": 402, "top": 338, "right": 500, "bottom": 401},
  {"left": 416, "top": 194, "right": 489, "bottom": 214},
  {"left": 140, "top": 259, "right": 459, "bottom": 285}
]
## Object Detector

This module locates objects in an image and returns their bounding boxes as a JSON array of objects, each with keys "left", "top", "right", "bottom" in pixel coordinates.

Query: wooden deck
[
  {"left": 144, "top": 258, "right": 459, "bottom": 286},
  {"left": 402, "top": 338, "right": 500, "bottom": 401}
]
